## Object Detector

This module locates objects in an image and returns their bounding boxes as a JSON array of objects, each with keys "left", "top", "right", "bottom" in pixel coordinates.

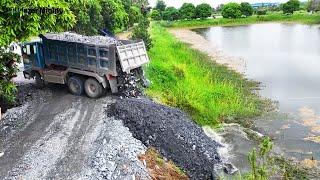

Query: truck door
[
  {"left": 22, "top": 43, "right": 44, "bottom": 69},
  {"left": 22, "top": 44, "right": 33, "bottom": 70}
]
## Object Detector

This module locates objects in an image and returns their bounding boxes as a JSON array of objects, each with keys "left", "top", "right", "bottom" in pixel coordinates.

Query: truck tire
[
  {"left": 35, "top": 72, "right": 44, "bottom": 88},
  {"left": 84, "top": 78, "right": 103, "bottom": 98},
  {"left": 68, "top": 76, "right": 84, "bottom": 96}
]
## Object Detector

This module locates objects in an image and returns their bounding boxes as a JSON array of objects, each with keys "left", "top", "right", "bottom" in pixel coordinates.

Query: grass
[
  {"left": 146, "top": 24, "right": 265, "bottom": 127},
  {"left": 160, "top": 12, "right": 320, "bottom": 29},
  {"left": 138, "top": 148, "right": 188, "bottom": 179}
]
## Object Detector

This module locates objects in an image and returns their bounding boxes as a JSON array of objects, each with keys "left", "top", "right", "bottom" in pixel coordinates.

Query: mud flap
[{"left": 108, "top": 76, "right": 118, "bottom": 93}]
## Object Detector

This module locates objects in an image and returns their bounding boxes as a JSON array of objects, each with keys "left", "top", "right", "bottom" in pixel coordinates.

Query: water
[{"left": 194, "top": 23, "right": 320, "bottom": 166}]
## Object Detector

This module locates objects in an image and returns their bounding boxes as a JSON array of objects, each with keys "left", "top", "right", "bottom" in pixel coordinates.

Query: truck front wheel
[
  {"left": 68, "top": 76, "right": 84, "bottom": 96},
  {"left": 84, "top": 78, "right": 103, "bottom": 98},
  {"left": 35, "top": 72, "right": 44, "bottom": 88}
]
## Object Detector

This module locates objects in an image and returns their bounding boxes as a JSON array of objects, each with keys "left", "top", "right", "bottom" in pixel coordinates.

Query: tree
[
  {"left": 240, "top": 2, "right": 254, "bottom": 17},
  {"left": 221, "top": 3, "right": 242, "bottom": 18},
  {"left": 71, "top": 0, "right": 103, "bottom": 35},
  {"left": 256, "top": 8, "right": 267, "bottom": 15},
  {"left": 128, "top": 6, "right": 142, "bottom": 27},
  {"left": 131, "top": 11, "right": 152, "bottom": 50},
  {"left": 282, "top": 0, "right": 300, "bottom": 14},
  {"left": 100, "top": 0, "right": 129, "bottom": 33},
  {"left": 150, "top": 10, "right": 161, "bottom": 20},
  {"left": 163, "top": 7, "right": 180, "bottom": 21},
  {"left": 179, "top": 3, "right": 196, "bottom": 20},
  {"left": 0, "top": 0, "right": 75, "bottom": 105},
  {"left": 155, "top": 0, "right": 166, "bottom": 12},
  {"left": 195, "top": 3, "right": 212, "bottom": 19},
  {"left": 307, "top": 0, "right": 320, "bottom": 12}
]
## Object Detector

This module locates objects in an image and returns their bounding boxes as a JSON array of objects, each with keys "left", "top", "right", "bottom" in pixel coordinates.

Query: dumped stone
[
  {"left": 108, "top": 98, "right": 222, "bottom": 179},
  {"left": 118, "top": 67, "right": 149, "bottom": 98}
]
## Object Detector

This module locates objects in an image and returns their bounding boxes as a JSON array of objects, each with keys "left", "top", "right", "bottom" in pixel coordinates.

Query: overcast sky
[{"left": 148, "top": 0, "right": 288, "bottom": 8}]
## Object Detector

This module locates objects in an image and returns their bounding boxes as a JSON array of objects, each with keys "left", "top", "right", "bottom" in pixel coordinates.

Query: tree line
[
  {"left": 150, "top": 1, "right": 214, "bottom": 21},
  {"left": 151, "top": 0, "right": 320, "bottom": 21}
]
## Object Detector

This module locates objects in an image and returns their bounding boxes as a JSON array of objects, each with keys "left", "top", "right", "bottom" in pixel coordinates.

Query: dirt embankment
[{"left": 169, "top": 29, "right": 246, "bottom": 74}]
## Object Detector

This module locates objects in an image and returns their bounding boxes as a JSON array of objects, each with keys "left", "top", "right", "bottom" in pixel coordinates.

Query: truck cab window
[
  {"left": 25, "top": 45, "right": 31, "bottom": 55},
  {"left": 33, "top": 45, "right": 37, "bottom": 54},
  {"left": 30, "top": 45, "right": 34, "bottom": 55}
]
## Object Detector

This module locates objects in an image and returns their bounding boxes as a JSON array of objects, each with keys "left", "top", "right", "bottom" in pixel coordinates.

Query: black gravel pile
[
  {"left": 42, "top": 32, "right": 122, "bottom": 46},
  {"left": 108, "top": 98, "right": 222, "bottom": 179}
]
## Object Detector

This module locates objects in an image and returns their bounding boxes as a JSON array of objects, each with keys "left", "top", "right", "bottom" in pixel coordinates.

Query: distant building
[{"left": 251, "top": 2, "right": 280, "bottom": 9}]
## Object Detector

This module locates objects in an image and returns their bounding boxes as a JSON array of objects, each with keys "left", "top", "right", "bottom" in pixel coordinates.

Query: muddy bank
[
  {"left": 169, "top": 29, "right": 246, "bottom": 74},
  {"left": 108, "top": 98, "right": 223, "bottom": 179}
]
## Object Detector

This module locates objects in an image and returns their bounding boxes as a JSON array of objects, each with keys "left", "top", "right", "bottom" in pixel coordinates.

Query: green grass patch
[
  {"left": 146, "top": 24, "right": 265, "bottom": 127},
  {"left": 160, "top": 12, "right": 320, "bottom": 28}
]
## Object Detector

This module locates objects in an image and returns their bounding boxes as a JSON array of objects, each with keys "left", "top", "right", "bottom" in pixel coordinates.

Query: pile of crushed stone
[
  {"left": 41, "top": 32, "right": 122, "bottom": 46},
  {"left": 108, "top": 98, "right": 222, "bottom": 179}
]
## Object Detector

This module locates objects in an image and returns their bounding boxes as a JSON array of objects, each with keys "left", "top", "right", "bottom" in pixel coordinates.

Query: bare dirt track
[
  {"left": 0, "top": 83, "right": 149, "bottom": 180},
  {"left": 169, "top": 29, "right": 246, "bottom": 74}
]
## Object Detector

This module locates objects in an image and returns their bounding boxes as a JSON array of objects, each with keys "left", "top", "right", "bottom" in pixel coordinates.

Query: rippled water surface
[{"left": 195, "top": 23, "right": 320, "bottom": 164}]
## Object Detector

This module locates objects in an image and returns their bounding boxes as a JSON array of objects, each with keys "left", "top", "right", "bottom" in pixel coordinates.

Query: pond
[{"left": 194, "top": 23, "right": 320, "bottom": 168}]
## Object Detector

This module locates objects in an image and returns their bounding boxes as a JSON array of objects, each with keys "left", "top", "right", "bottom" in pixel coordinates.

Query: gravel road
[
  {"left": 0, "top": 72, "right": 226, "bottom": 180},
  {"left": 0, "top": 83, "right": 149, "bottom": 180}
]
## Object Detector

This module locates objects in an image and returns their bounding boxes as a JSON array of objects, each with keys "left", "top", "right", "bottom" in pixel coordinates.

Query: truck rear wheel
[
  {"left": 84, "top": 78, "right": 103, "bottom": 98},
  {"left": 68, "top": 76, "right": 84, "bottom": 96}
]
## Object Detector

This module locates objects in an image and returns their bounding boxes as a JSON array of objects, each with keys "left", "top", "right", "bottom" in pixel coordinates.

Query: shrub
[
  {"left": 179, "top": 3, "right": 196, "bottom": 20},
  {"left": 0, "top": 50, "right": 20, "bottom": 103},
  {"left": 240, "top": 2, "right": 254, "bottom": 17},
  {"left": 150, "top": 9, "right": 161, "bottom": 20},
  {"left": 195, "top": 3, "right": 212, "bottom": 19},
  {"left": 128, "top": 6, "right": 142, "bottom": 27},
  {"left": 221, "top": 3, "right": 242, "bottom": 18},
  {"left": 282, "top": 0, "right": 300, "bottom": 14},
  {"left": 163, "top": 7, "right": 180, "bottom": 21},
  {"left": 256, "top": 8, "right": 267, "bottom": 15},
  {"left": 132, "top": 17, "right": 152, "bottom": 50}
]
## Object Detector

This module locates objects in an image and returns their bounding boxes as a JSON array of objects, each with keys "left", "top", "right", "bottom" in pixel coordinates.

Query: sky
[{"left": 148, "top": 0, "right": 289, "bottom": 8}]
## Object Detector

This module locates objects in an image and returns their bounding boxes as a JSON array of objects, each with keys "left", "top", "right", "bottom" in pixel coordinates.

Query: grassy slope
[
  {"left": 146, "top": 24, "right": 264, "bottom": 127},
  {"left": 161, "top": 13, "right": 320, "bottom": 28}
]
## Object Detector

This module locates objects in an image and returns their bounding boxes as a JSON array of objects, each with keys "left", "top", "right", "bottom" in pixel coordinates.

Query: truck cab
[{"left": 21, "top": 40, "right": 44, "bottom": 78}]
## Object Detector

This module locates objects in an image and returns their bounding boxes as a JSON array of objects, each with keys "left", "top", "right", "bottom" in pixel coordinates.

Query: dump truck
[{"left": 21, "top": 32, "right": 149, "bottom": 98}]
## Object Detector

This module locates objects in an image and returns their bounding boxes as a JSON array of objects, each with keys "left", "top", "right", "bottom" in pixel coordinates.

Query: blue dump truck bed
[{"left": 40, "top": 32, "right": 121, "bottom": 76}]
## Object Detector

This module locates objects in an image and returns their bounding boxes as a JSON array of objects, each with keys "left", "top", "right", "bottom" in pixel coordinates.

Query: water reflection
[{"left": 194, "top": 23, "right": 320, "bottom": 162}]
